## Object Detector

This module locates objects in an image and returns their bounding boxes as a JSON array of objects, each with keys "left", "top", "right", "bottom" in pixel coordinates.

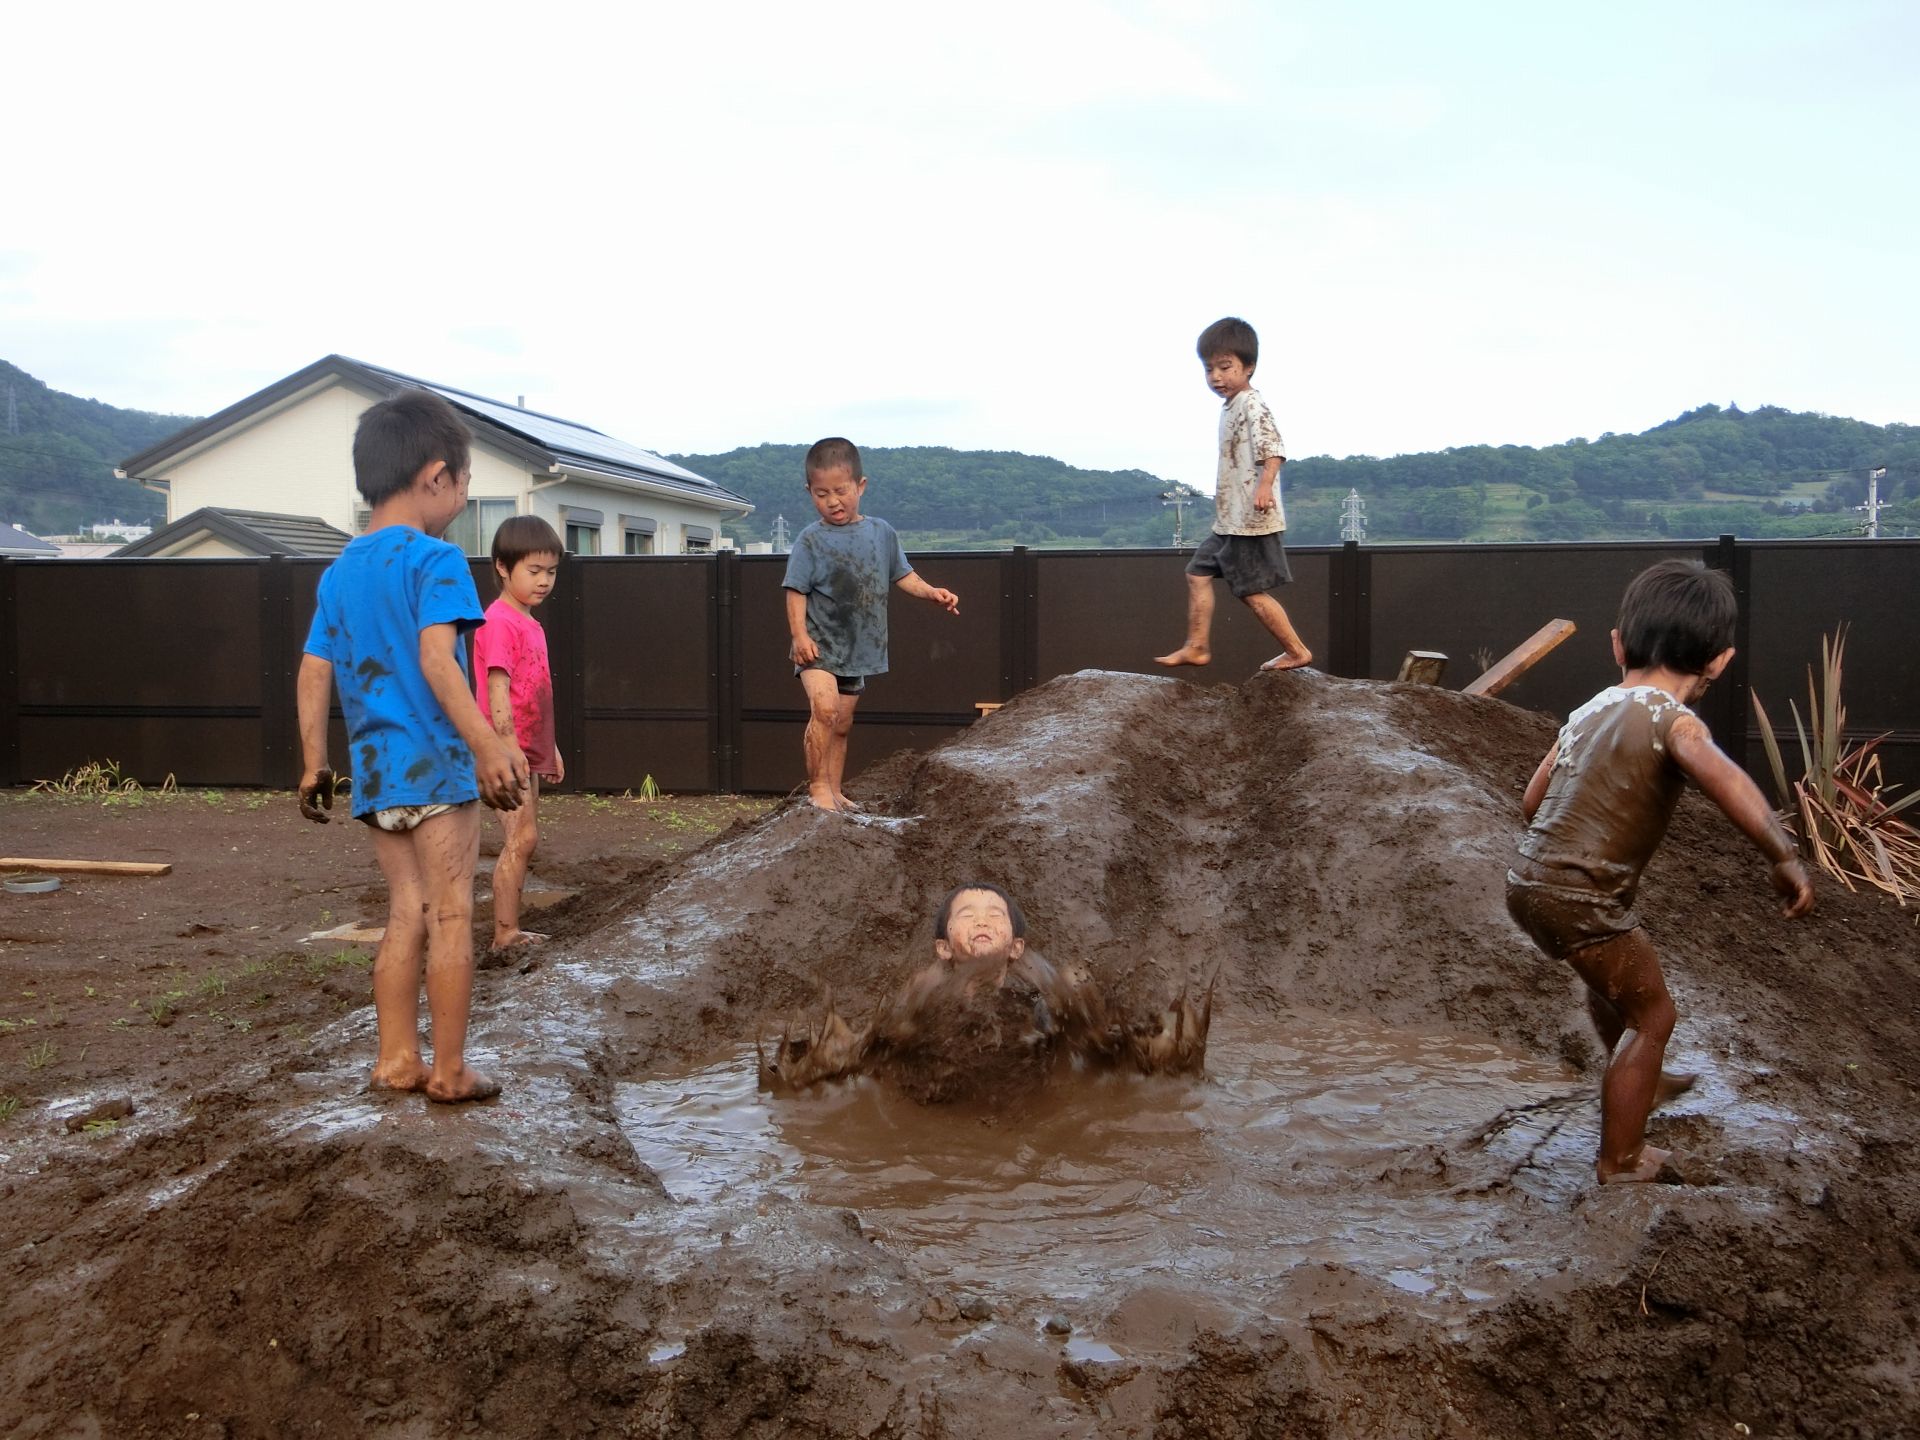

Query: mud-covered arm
[
  {"left": 1520, "top": 743, "right": 1558, "bottom": 823},
  {"left": 895, "top": 570, "right": 959, "bottom": 615},
  {"left": 420, "top": 623, "right": 525, "bottom": 811},
  {"left": 295, "top": 654, "right": 337, "bottom": 820},
  {"left": 1668, "top": 714, "right": 1814, "bottom": 916},
  {"left": 785, "top": 588, "right": 818, "bottom": 665}
]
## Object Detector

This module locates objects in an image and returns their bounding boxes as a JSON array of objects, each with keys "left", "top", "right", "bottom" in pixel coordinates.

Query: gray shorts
[
  {"left": 795, "top": 665, "right": 866, "bottom": 696},
  {"left": 1187, "top": 531, "right": 1292, "bottom": 599}
]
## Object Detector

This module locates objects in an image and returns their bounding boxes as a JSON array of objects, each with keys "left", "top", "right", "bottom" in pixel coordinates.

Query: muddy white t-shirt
[{"left": 1213, "top": 388, "right": 1288, "bottom": 536}]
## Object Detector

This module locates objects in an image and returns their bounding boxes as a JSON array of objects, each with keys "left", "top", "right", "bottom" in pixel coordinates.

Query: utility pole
[
  {"left": 1859, "top": 467, "right": 1888, "bottom": 539},
  {"left": 1162, "top": 489, "right": 1195, "bottom": 548},
  {"left": 1340, "top": 488, "right": 1367, "bottom": 542}
]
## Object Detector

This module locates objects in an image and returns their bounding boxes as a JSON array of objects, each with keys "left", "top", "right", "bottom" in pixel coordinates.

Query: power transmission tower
[
  {"left": 771, "top": 514, "right": 791, "bottom": 553},
  {"left": 1340, "top": 488, "right": 1367, "bottom": 542},
  {"left": 5, "top": 385, "right": 16, "bottom": 436},
  {"left": 1162, "top": 490, "right": 1196, "bottom": 548}
]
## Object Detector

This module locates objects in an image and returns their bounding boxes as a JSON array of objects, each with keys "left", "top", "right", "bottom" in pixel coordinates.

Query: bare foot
[
  {"left": 1653, "top": 1070, "right": 1698, "bottom": 1108},
  {"left": 489, "top": 929, "right": 550, "bottom": 952},
  {"left": 806, "top": 786, "right": 848, "bottom": 813},
  {"left": 1597, "top": 1144, "right": 1674, "bottom": 1184},
  {"left": 426, "top": 1065, "right": 502, "bottom": 1104},
  {"left": 368, "top": 1058, "right": 430, "bottom": 1094},
  {"left": 1258, "top": 650, "right": 1313, "bottom": 672},
  {"left": 1154, "top": 646, "right": 1212, "bottom": 667},
  {"left": 835, "top": 795, "right": 865, "bottom": 814}
]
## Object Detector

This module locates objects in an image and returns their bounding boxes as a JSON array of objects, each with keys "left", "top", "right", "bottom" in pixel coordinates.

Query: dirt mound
[{"left": 5, "top": 668, "right": 1917, "bottom": 1438}]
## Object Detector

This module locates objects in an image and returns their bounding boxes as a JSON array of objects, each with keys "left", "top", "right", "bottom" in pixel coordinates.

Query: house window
[
  {"left": 562, "top": 506, "right": 603, "bottom": 556},
  {"left": 684, "top": 524, "right": 714, "bottom": 555},
  {"left": 621, "top": 514, "right": 657, "bottom": 555},
  {"left": 446, "top": 498, "right": 515, "bottom": 556}
]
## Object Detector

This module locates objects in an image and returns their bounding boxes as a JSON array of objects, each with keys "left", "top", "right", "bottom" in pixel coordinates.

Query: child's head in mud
[{"left": 933, "top": 883, "right": 1027, "bottom": 974}]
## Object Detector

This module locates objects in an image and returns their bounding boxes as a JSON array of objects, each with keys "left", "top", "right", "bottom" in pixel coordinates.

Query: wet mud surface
[{"left": 4, "top": 671, "right": 1919, "bottom": 1437}]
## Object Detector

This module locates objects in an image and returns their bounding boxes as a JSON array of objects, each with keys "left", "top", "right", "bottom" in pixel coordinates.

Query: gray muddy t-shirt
[{"left": 782, "top": 515, "right": 913, "bottom": 677}]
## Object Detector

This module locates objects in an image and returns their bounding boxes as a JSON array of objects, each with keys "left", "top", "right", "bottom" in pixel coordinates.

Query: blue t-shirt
[
  {"left": 303, "top": 526, "right": 485, "bottom": 818},
  {"left": 781, "top": 516, "right": 912, "bottom": 677}
]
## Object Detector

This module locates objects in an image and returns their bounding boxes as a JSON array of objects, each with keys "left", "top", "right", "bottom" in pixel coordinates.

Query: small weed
[
  {"left": 82, "top": 1118, "right": 119, "bottom": 1137},
  {"left": 0, "top": 1018, "right": 13, "bottom": 1033},
  {"left": 84, "top": 985, "right": 96, "bottom": 998},
  {"left": 637, "top": 774, "right": 662, "bottom": 802},
  {"left": 198, "top": 973, "right": 228, "bottom": 999},
  {"left": 0, "top": 1095, "right": 18, "bottom": 1123},
  {"left": 110, "top": 1017, "right": 131, "bottom": 1029},
  {"left": 147, "top": 995, "right": 173, "bottom": 1024},
  {"left": 24, "top": 1040, "right": 55, "bottom": 1070},
  {"left": 201, "top": 789, "right": 226, "bottom": 805},
  {"left": 587, "top": 794, "right": 615, "bottom": 813},
  {"left": 229, "top": 1017, "right": 254, "bottom": 1033},
  {"left": 31, "top": 760, "right": 177, "bottom": 798},
  {"left": 243, "top": 793, "right": 272, "bottom": 810}
]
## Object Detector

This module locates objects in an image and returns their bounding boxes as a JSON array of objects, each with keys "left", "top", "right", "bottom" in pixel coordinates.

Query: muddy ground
[{"left": 2, "top": 669, "right": 1917, "bottom": 1439}]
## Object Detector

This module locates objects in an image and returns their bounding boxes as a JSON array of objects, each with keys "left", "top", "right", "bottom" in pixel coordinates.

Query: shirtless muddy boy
[{"left": 1506, "top": 559, "right": 1814, "bottom": 1183}]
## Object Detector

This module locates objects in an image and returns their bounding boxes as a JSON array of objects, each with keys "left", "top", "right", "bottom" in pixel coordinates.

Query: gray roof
[
  {"left": 0, "top": 523, "right": 60, "bottom": 557},
  {"left": 119, "top": 355, "right": 750, "bottom": 514},
  {"left": 114, "top": 507, "right": 353, "bottom": 558}
]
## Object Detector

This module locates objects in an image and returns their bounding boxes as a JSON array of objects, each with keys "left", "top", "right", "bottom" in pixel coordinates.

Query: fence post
[
  {"left": 1327, "top": 540, "right": 1372, "bottom": 679},
  {"left": 258, "top": 555, "right": 294, "bottom": 787},
  {"left": 1000, "top": 545, "right": 1038, "bottom": 699},
  {"left": 1707, "top": 533, "right": 1752, "bottom": 764},
  {"left": 0, "top": 559, "right": 17, "bottom": 788},
  {"left": 714, "top": 550, "right": 741, "bottom": 791}
]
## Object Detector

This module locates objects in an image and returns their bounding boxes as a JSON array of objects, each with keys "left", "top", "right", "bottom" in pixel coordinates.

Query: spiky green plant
[{"left": 1752, "top": 626, "right": 1920, "bottom": 902}]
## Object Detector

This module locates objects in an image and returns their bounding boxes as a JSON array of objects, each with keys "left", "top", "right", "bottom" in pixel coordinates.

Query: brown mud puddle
[{"left": 4, "top": 670, "right": 1916, "bottom": 1439}]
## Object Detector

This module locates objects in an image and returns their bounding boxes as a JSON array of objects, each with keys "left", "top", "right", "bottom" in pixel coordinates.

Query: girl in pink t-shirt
[{"left": 473, "top": 516, "right": 565, "bottom": 952}]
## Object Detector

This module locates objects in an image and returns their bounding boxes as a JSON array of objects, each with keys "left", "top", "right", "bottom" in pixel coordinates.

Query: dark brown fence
[{"left": 2, "top": 538, "right": 1916, "bottom": 794}]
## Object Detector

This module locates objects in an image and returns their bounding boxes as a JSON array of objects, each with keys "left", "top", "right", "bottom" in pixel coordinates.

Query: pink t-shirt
[{"left": 472, "top": 599, "right": 556, "bottom": 772}]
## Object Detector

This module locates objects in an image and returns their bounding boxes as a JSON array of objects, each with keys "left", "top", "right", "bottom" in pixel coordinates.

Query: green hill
[{"left": 0, "top": 361, "right": 187, "bottom": 535}]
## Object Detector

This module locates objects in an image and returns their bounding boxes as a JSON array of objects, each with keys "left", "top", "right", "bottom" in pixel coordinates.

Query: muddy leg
[
  {"left": 1155, "top": 574, "right": 1215, "bottom": 666},
  {"left": 800, "top": 669, "right": 857, "bottom": 811},
  {"left": 1567, "top": 930, "right": 1676, "bottom": 1182},
  {"left": 1244, "top": 592, "right": 1312, "bottom": 670},
  {"left": 490, "top": 776, "right": 545, "bottom": 949},
  {"left": 411, "top": 805, "right": 498, "bottom": 1103},
  {"left": 367, "top": 826, "right": 431, "bottom": 1092},
  {"left": 1589, "top": 982, "right": 1695, "bottom": 1107}
]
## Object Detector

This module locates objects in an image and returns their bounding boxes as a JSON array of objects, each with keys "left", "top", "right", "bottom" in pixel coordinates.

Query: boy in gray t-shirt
[{"left": 783, "top": 437, "right": 959, "bottom": 812}]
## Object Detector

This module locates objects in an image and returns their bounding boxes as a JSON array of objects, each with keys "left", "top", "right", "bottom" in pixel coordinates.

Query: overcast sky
[{"left": 4, "top": 1, "right": 1914, "bottom": 487}]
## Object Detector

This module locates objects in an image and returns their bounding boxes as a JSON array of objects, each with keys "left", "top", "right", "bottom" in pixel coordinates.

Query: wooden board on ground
[
  {"left": 1396, "top": 651, "right": 1449, "bottom": 686},
  {"left": 0, "top": 858, "right": 173, "bottom": 877},
  {"left": 1462, "top": 620, "right": 1577, "bottom": 698}
]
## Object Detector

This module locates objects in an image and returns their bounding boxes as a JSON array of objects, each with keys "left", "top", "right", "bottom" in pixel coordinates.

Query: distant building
[
  {"left": 116, "top": 355, "right": 752, "bottom": 558},
  {"left": 113, "top": 507, "right": 354, "bottom": 559},
  {"left": 87, "top": 518, "right": 151, "bottom": 541}
]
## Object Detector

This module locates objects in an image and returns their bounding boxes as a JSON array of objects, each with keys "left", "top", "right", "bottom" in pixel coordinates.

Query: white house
[{"left": 115, "top": 356, "right": 751, "bottom": 558}]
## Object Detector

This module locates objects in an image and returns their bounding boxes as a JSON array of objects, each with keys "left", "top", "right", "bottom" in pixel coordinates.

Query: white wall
[
  {"left": 528, "top": 479, "right": 741, "bottom": 555},
  {"left": 155, "top": 379, "right": 374, "bottom": 533}
]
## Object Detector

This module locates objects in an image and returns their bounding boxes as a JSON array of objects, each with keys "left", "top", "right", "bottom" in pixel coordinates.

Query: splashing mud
[{"left": 4, "top": 669, "right": 1918, "bottom": 1438}]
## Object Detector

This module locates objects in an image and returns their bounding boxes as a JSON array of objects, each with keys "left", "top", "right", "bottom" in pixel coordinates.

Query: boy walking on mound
[
  {"left": 295, "top": 389, "right": 527, "bottom": 1103},
  {"left": 1156, "top": 316, "right": 1312, "bottom": 674},
  {"left": 1507, "top": 558, "right": 1813, "bottom": 1183},
  {"left": 783, "top": 437, "right": 959, "bottom": 812}
]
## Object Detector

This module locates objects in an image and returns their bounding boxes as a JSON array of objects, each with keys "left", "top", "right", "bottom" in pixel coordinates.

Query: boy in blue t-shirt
[
  {"left": 782, "top": 436, "right": 959, "bottom": 811},
  {"left": 296, "top": 389, "right": 527, "bottom": 1103}
]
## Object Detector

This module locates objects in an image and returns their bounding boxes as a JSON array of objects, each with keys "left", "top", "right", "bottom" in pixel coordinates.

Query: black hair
[
  {"left": 491, "top": 515, "right": 564, "bottom": 578},
  {"left": 805, "top": 436, "right": 864, "bottom": 482},
  {"left": 1197, "top": 316, "right": 1259, "bottom": 369},
  {"left": 933, "top": 883, "right": 1028, "bottom": 941},
  {"left": 1616, "top": 558, "right": 1737, "bottom": 673},
  {"left": 352, "top": 389, "right": 472, "bottom": 505}
]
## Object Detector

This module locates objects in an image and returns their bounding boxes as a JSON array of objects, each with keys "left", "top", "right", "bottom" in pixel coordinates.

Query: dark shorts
[
  {"left": 1505, "top": 870, "right": 1641, "bottom": 959},
  {"left": 795, "top": 665, "right": 866, "bottom": 696},
  {"left": 1187, "top": 531, "right": 1292, "bottom": 599}
]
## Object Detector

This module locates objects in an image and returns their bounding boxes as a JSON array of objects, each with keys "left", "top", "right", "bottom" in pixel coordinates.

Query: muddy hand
[
  {"left": 758, "top": 989, "right": 869, "bottom": 1090},
  {"left": 298, "top": 767, "right": 341, "bottom": 823},
  {"left": 1126, "top": 969, "right": 1218, "bottom": 1074},
  {"left": 1772, "top": 857, "right": 1815, "bottom": 918}
]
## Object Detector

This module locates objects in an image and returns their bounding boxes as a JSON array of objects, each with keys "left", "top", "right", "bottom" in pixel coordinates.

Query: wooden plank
[
  {"left": 1462, "top": 620, "right": 1577, "bottom": 698},
  {"left": 1396, "top": 651, "right": 1449, "bottom": 686},
  {"left": 0, "top": 857, "right": 173, "bottom": 877}
]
